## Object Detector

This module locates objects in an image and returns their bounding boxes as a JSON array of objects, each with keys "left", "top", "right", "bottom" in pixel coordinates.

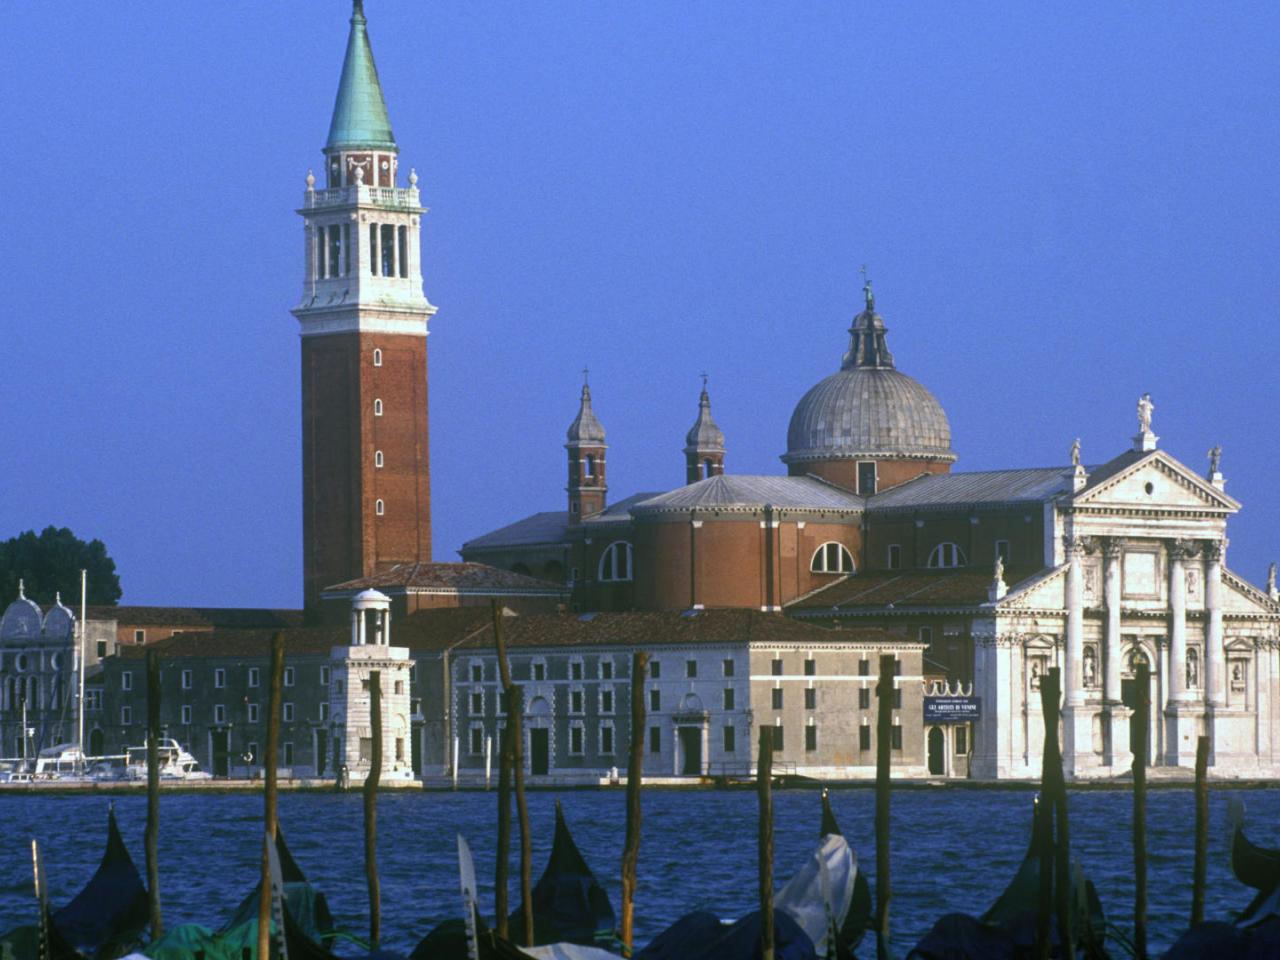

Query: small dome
[
  {"left": 782, "top": 289, "right": 955, "bottom": 466},
  {"left": 352, "top": 588, "right": 391, "bottom": 610},
  {"left": 42, "top": 594, "right": 75, "bottom": 643},
  {"left": 1, "top": 581, "right": 44, "bottom": 644},
  {"left": 684, "top": 387, "right": 725, "bottom": 454},
  {"left": 566, "top": 384, "right": 606, "bottom": 445}
]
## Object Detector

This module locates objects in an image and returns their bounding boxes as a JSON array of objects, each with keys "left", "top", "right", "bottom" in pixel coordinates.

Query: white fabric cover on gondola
[{"left": 774, "top": 834, "right": 857, "bottom": 957}]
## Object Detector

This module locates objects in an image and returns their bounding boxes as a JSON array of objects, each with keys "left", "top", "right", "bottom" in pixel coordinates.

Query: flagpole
[{"left": 78, "top": 569, "right": 87, "bottom": 761}]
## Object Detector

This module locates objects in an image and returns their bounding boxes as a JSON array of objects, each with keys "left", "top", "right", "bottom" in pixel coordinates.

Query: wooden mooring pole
[
  {"left": 1041, "top": 668, "right": 1074, "bottom": 960},
  {"left": 144, "top": 649, "right": 162, "bottom": 940},
  {"left": 1033, "top": 668, "right": 1058, "bottom": 960},
  {"left": 493, "top": 604, "right": 512, "bottom": 939},
  {"left": 494, "top": 606, "right": 533, "bottom": 945},
  {"left": 758, "top": 725, "right": 775, "bottom": 960},
  {"left": 1191, "top": 734, "right": 1210, "bottom": 927},
  {"left": 620, "top": 650, "right": 649, "bottom": 957},
  {"left": 365, "top": 670, "right": 382, "bottom": 947},
  {"left": 258, "top": 633, "right": 285, "bottom": 960},
  {"left": 1132, "top": 662, "right": 1150, "bottom": 960},
  {"left": 874, "top": 653, "right": 893, "bottom": 960}
]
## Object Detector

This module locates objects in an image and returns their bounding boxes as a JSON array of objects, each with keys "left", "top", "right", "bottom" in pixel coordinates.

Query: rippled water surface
[{"left": 1, "top": 786, "right": 1277, "bottom": 956}]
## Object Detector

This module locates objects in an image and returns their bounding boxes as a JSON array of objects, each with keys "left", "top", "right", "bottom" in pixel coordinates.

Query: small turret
[
  {"left": 565, "top": 373, "right": 607, "bottom": 519},
  {"left": 684, "top": 376, "right": 725, "bottom": 484}
]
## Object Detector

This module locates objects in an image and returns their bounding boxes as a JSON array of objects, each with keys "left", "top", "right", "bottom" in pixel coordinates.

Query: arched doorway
[
  {"left": 927, "top": 726, "right": 945, "bottom": 775},
  {"left": 527, "top": 696, "right": 552, "bottom": 775}
]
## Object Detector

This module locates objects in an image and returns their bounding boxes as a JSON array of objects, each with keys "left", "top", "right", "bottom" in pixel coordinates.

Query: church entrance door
[
  {"left": 679, "top": 727, "right": 702, "bottom": 776},
  {"left": 530, "top": 728, "right": 550, "bottom": 776},
  {"left": 927, "top": 726, "right": 945, "bottom": 775}
]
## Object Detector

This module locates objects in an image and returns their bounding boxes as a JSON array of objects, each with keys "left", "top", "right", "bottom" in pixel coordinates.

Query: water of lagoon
[{"left": 1, "top": 787, "right": 1276, "bottom": 956}]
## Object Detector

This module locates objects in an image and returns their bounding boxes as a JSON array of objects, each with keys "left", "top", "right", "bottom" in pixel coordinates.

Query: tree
[{"left": 0, "top": 527, "right": 122, "bottom": 607}]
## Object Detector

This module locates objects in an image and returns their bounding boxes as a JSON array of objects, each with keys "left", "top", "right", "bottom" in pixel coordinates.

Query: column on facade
[
  {"left": 1204, "top": 540, "right": 1225, "bottom": 708},
  {"left": 1103, "top": 540, "right": 1123, "bottom": 704},
  {"left": 1168, "top": 540, "right": 1190, "bottom": 703},
  {"left": 1064, "top": 536, "right": 1085, "bottom": 706},
  {"left": 351, "top": 607, "right": 361, "bottom": 647}
]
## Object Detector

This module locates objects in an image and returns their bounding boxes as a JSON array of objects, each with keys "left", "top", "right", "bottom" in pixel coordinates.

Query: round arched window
[
  {"left": 811, "top": 542, "right": 854, "bottom": 574},
  {"left": 927, "top": 542, "right": 967, "bottom": 569},
  {"left": 598, "top": 542, "right": 634, "bottom": 582}
]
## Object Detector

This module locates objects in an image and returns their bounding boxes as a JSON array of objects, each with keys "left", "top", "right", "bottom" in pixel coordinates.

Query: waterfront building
[
  {"left": 464, "top": 284, "right": 1280, "bottom": 780},
  {"left": 0, "top": 584, "right": 79, "bottom": 760}
]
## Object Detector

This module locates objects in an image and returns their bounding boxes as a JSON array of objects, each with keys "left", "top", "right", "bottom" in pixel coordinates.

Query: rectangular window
[
  {"left": 248, "top": 667, "right": 260, "bottom": 688},
  {"left": 181, "top": 705, "right": 192, "bottom": 725},
  {"left": 955, "top": 726, "right": 968, "bottom": 755},
  {"left": 394, "top": 680, "right": 404, "bottom": 696},
  {"left": 247, "top": 703, "right": 260, "bottom": 723},
  {"left": 247, "top": 742, "right": 259, "bottom": 764},
  {"left": 771, "top": 658, "right": 783, "bottom": 676},
  {"left": 600, "top": 689, "right": 614, "bottom": 714},
  {"left": 381, "top": 224, "right": 395, "bottom": 277},
  {"left": 859, "top": 725, "right": 871, "bottom": 750},
  {"left": 804, "top": 658, "right": 816, "bottom": 676},
  {"left": 686, "top": 659, "right": 697, "bottom": 679},
  {"left": 891, "top": 726, "right": 903, "bottom": 751},
  {"left": 343, "top": 222, "right": 351, "bottom": 276},
  {"left": 995, "top": 540, "right": 1010, "bottom": 564},
  {"left": 771, "top": 688, "right": 783, "bottom": 710},
  {"left": 569, "top": 724, "right": 584, "bottom": 756},
  {"left": 723, "top": 687, "right": 735, "bottom": 710},
  {"left": 97, "top": 640, "right": 107, "bottom": 659},
  {"left": 214, "top": 704, "right": 226, "bottom": 724},
  {"left": 284, "top": 667, "right": 295, "bottom": 688},
  {"left": 470, "top": 725, "right": 484, "bottom": 755},
  {"left": 648, "top": 726, "right": 661, "bottom": 754},
  {"left": 319, "top": 702, "right": 329, "bottom": 722},
  {"left": 919, "top": 625, "right": 934, "bottom": 646},
  {"left": 369, "top": 223, "right": 379, "bottom": 275},
  {"left": 600, "top": 724, "right": 614, "bottom": 754},
  {"left": 283, "top": 703, "right": 294, "bottom": 722},
  {"left": 893, "top": 688, "right": 902, "bottom": 710},
  {"left": 470, "top": 663, "right": 483, "bottom": 683},
  {"left": 723, "top": 658, "right": 735, "bottom": 677},
  {"left": 214, "top": 668, "right": 226, "bottom": 689},
  {"left": 887, "top": 544, "right": 902, "bottom": 570},
  {"left": 805, "top": 725, "right": 818, "bottom": 752},
  {"left": 649, "top": 689, "right": 660, "bottom": 712},
  {"left": 133, "top": 629, "right": 146, "bottom": 645},
  {"left": 570, "top": 660, "right": 584, "bottom": 681},
  {"left": 85, "top": 689, "right": 102, "bottom": 711},
  {"left": 600, "top": 659, "right": 613, "bottom": 680},
  {"left": 395, "top": 737, "right": 405, "bottom": 762},
  {"left": 470, "top": 691, "right": 483, "bottom": 714},
  {"left": 650, "top": 661, "right": 661, "bottom": 679},
  {"left": 772, "top": 726, "right": 784, "bottom": 751},
  {"left": 859, "top": 688, "right": 870, "bottom": 709},
  {"left": 859, "top": 659, "right": 870, "bottom": 676},
  {"left": 857, "top": 460, "right": 877, "bottom": 495},
  {"left": 328, "top": 224, "right": 341, "bottom": 278},
  {"left": 181, "top": 669, "right": 192, "bottom": 690},
  {"left": 121, "top": 705, "right": 133, "bottom": 725},
  {"left": 532, "top": 661, "right": 546, "bottom": 682},
  {"left": 570, "top": 689, "right": 584, "bottom": 714},
  {"left": 121, "top": 671, "right": 133, "bottom": 692},
  {"left": 320, "top": 665, "right": 330, "bottom": 686},
  {"left": 284, "top": 742, "right": 295, "bottom": 766},
  {"left": 360, "top": 738, "right": 373, "bottom": 761},
  {"left": 397, "top": 224, "right": 408, "bottom": 278},
  {"left": 723, "top": 725, "right": 736, "bottom": 753},
  {"left": 804, "top": 687, "right": 816, "bottom": 710}
]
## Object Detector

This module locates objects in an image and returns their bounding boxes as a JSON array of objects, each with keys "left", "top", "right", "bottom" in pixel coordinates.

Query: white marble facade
[{"left": 973, "top": 432, "right": 1280, "bottom": 780}]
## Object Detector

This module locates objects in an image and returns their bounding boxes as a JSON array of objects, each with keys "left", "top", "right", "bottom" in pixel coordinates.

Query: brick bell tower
[
  {"left": 294, "top": 1, "right": 436, "bottom": 615},
  {"left": 566, "top": 375, "right": 607, "bottom": 520}
]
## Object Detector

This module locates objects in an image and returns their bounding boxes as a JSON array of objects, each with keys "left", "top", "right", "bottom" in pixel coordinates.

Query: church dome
[{"left": 782, "top": 285, "right": 955, "bottom": 466}]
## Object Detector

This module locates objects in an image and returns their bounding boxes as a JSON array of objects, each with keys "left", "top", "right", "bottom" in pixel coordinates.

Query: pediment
[
  {"left": 1074, "top": 452, "right": 1238, "bottom": 513},
  {"left": 1222, "top": 570, "right": 1280, "bottom": 617},
  {"left": 997, "top": 566, "right": 1066, "bottom": 610}
]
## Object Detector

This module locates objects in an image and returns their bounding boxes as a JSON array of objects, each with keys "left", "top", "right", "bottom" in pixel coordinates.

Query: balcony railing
[{"left": 304, "top": 185, "right": 420, "bottom": 210}]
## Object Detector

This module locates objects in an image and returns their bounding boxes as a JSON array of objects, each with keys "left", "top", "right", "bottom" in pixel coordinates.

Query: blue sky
[{"left": 3, "top": 2, "right": 1278, "bottom": 607}]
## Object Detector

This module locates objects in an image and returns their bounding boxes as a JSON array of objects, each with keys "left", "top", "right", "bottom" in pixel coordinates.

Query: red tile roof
[
  {"left": 85, "top": 606, "right": 304, "bottom": 629},
  {"left": 789, "top": 568, "right": 1043, "bottom": 611}
]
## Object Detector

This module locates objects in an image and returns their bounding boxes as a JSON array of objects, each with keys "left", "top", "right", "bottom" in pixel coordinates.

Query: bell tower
[
  {"left": 684, "top": 376, "right": 726, "bottom": 484},
  {"left": 565, "top": 375, "right": 607, "bottom": 520},
  {"left": 294, "top": 1, "right": 437, "bottom": 615}
]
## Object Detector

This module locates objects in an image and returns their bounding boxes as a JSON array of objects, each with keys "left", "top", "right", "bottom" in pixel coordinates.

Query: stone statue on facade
[
  {"left": 1208, "top": 445, "right": 1222, "bottom": 475},
  {"left": 1137, "top": 393, "right": 1154, "bottom": 433},
  {"left": 1268, "top": 562, "right": 1277, "bottom": 597},
  {"left": 863, "top": 277, "right": 875, "bottom": 313},
  {"left": 1083, "top": 646, "right": 1097, "bottom": 687},
  {"left": 1187, "top": 647, "right": 1199, "bottom": 688},
  {"left": 1070, "top": 438, "right": 1081, "bottom": 467},
  {"left": 994, "top": 554, "right": 1005, "bottom": 584}
]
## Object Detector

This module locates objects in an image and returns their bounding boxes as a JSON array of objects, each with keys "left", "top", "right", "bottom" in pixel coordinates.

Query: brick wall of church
[{"left": 791, "top": 457, "right": 951, "bottom": 493}]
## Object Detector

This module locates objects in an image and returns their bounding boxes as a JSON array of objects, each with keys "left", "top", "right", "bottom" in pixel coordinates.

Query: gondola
[
  {"left": 0, "top": 804, "right": 149, "bottom": 960},
  {"left": 1161, "top": 802, "right": 1280, "bottom": 959},
  {"left": 636, "top": 791, "right": 869, "bottom": 960},
  {"left": 907, "top": 797, "right": 1108, "bottom": 959},
  {"left": 508, "top": 801, "right": 617, "bottom": 948}
]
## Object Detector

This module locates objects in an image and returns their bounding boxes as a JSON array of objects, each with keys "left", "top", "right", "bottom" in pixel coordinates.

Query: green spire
[{"left": 326, "top": 1, "right": 396, "bottom": 152}]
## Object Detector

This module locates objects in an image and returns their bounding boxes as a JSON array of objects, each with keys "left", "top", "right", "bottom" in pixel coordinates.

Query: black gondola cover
[{"left": 53, "top": 805, "right": 150, "bottom": 959}]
